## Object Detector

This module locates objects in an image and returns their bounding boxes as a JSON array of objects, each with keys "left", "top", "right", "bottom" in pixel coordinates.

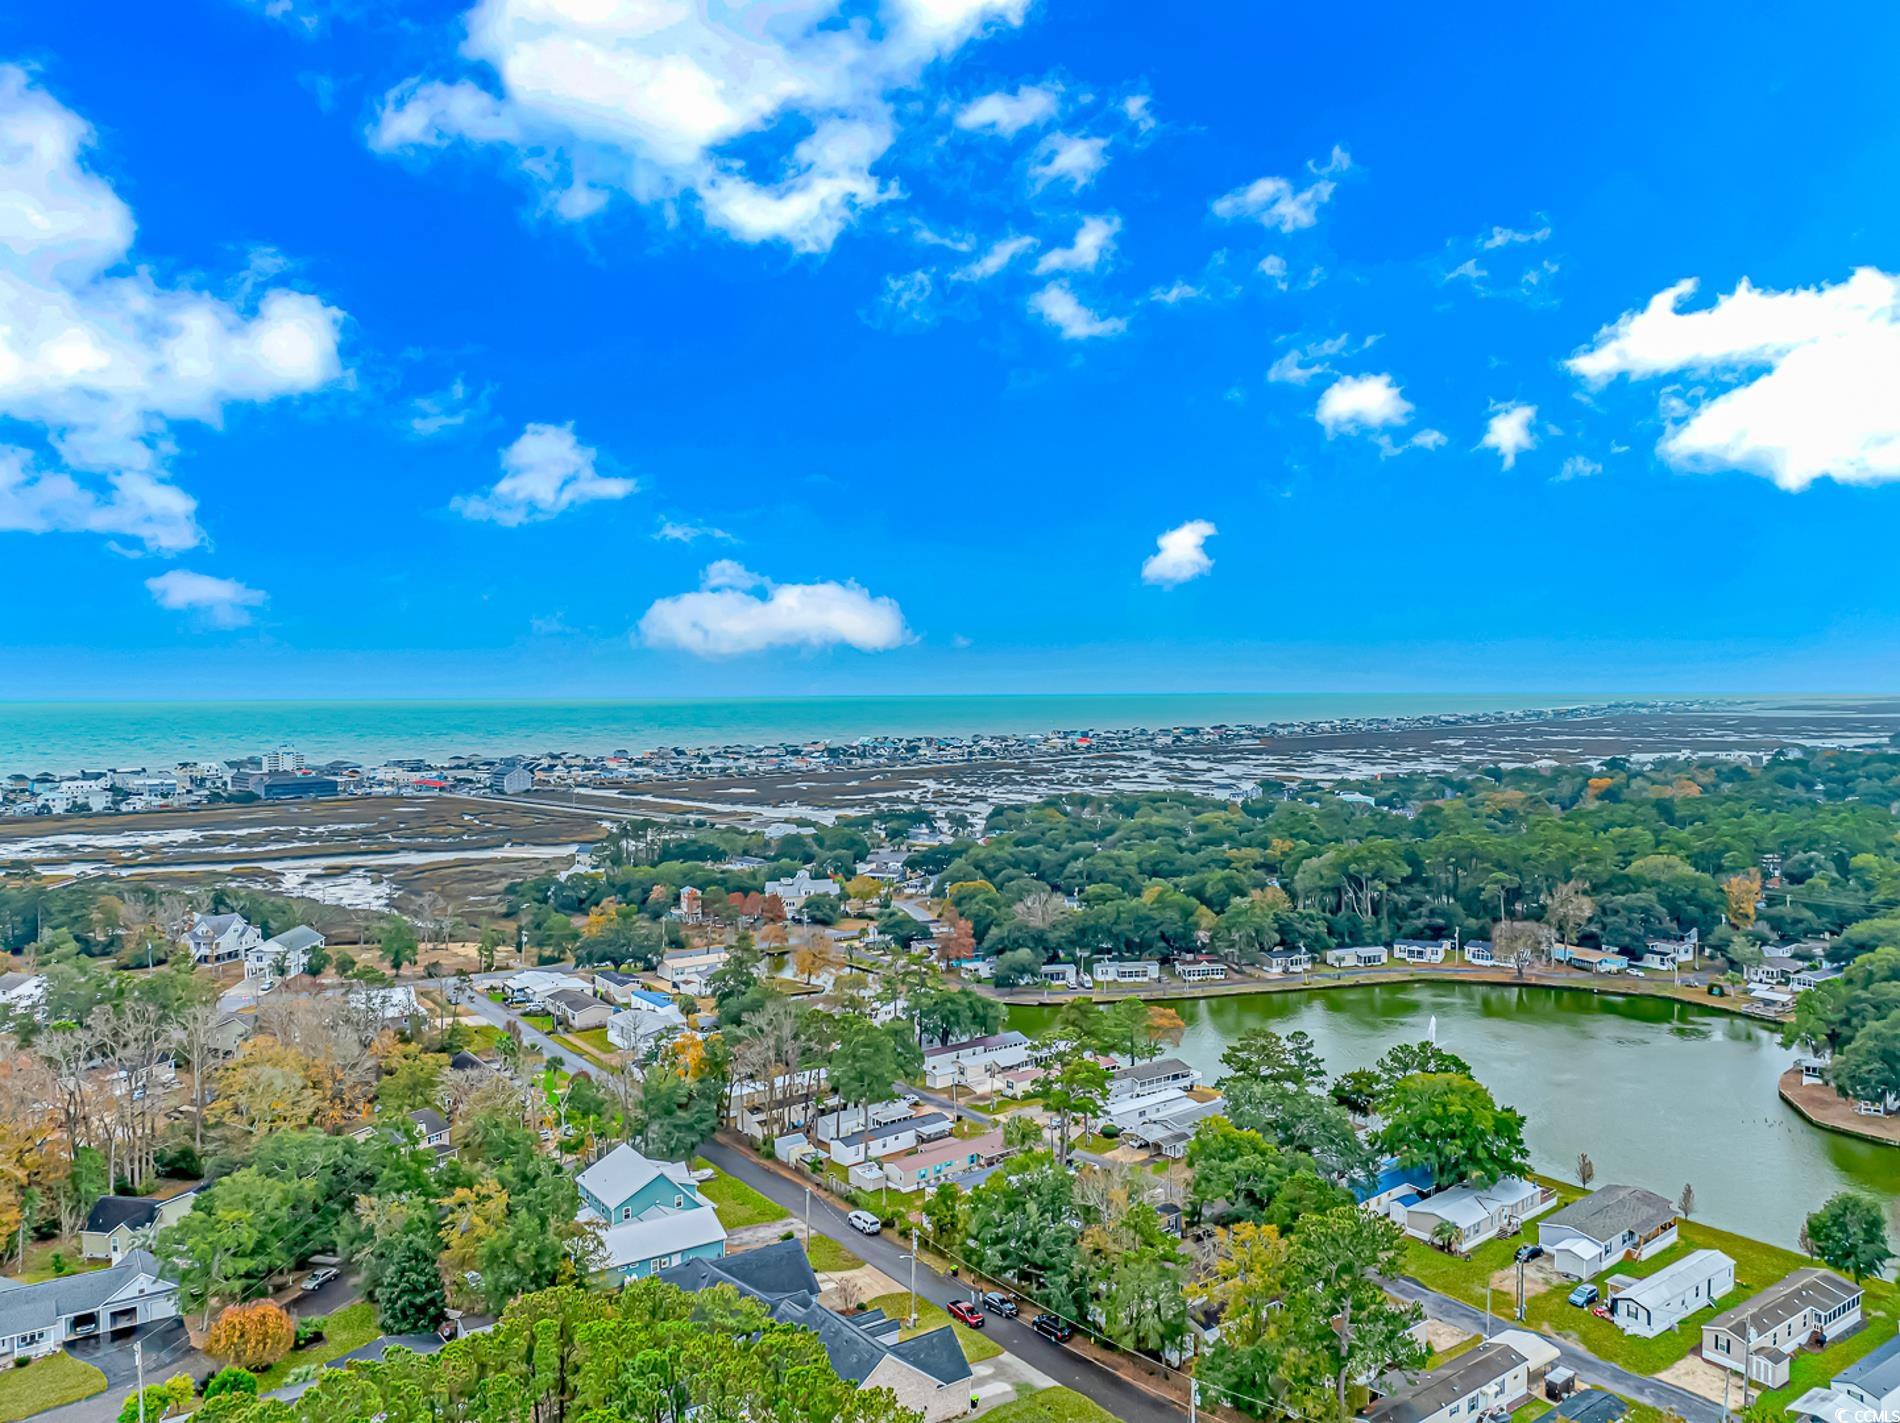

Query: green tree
[
  {"left": 1374, "top": 1073, "right": 1530, "bottom": 1188},
  {"left": 1219, "top": 1027, "right": 1327, "bottom": 1089},
  {"left": 1040, "top": 1052, "right": 1110, "bottom": 1166},
  {"left": 380, "top": 919, "right": 419, "bottom": 975},
  {"left": 1833, "top": 1012, "right": 1900, "bottom": 1109},
  {"left": 202, "top": 1368, "right": 259, "bottom": 1401},
  {"left": 1373, "top": 1040, "right": 1473, "bottom": 1083},
  {"left": 1805, "top": 1191, "right": 1893, "bottom": 1281},
  {"left": 374, "top": 1229, "right": 447, "bottom": 1334}
]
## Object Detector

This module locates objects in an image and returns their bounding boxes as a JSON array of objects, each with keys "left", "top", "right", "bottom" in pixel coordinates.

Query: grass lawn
[
  {"left": 0, "top": 1352, "right": 107, "bottom": 1421},
  {"left": 458, "top": 1022, "right": 508, "bottom": 1052},
  {"left": 864, "top": 1291, "right": 1002, "bottom": 1363},
  {"left": 807, "top": 1234, "right": 864, "bottom": 1273},
  {"left": 1511, "top": 1399, "right": 1552, "bottom": 1423},
  {"left": 522, "top": 1013, "right": 555, "bottom": 1032},
  {"left": 254, "top": 1302, "right": 381, "bottom": 1391},
  {"left": 14, "top": 1240, "right": 107, "bottom": 1285},
  {"left": 698, "top": 1169, "right": 791, "bottom": 1230},
  {"left": 1427, "top": 1333, "right": 1483, "bottom": 1369},
  {"left": 978, "top": 1386, "right": 1120, "bottom": 1423},
  {"left": 1755, "top": 1283, "right": 1899, "bottom": 1413}
]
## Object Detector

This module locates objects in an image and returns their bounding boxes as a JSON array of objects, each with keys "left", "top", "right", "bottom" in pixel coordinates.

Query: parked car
[
  {"left": 982, "top": 1291, "right": 1019, "bottom": 1318},
  {"left": 900, "top": 1093, "right": 920, "bottom": 1107},
  {"left": 847, "top": 1210, "right": 882, "bottom": 1236},
  {"left": 1625, "top": 968, "right": 1646, "bottom": 978},
  {"left": 1567, "top": 1283, "right": 1599, "bottom": 1308},
  {"left": 301, "top": 1267, "right": 340, "bottom": 1292},
  {"left": 1031, "top": 1314, "right": 1074, "bottom": 1343},
  {"left": 1514, "top": 1244, "right": 1544, "bottom": 1263},
  {"left": 947, "top": 1301, "right": 985, "bottom": 1328}
]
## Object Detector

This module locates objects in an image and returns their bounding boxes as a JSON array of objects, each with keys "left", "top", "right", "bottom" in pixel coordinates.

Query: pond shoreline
[{"left": 1778, "top": 1067, "right": 1900, "bottom": 1146}]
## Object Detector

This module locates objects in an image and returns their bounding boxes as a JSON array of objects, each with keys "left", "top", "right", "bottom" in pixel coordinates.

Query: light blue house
[{"left": 575, "top": 1143, "right": 728, "bottom": 1280}]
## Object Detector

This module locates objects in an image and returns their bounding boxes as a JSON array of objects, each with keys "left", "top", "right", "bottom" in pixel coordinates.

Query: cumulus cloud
[
  {"left": 370, "top": 0, "right": 1030, "bottom": 253},
  {"left": 453, "top": 422, "right": 636, "bottom": 525},
  {"left": 953, "top": 234, "right": 1038, "bottom": 281},
  {"left": 0, "top": 67, "right": 345, "bottom": 553},
  {"left": 1257, "top": 254, "right": 1290, "bottom": 290},
  {"left": 1034, "top": 214, "right": 1119, "bottom": 274},
  {"left": 1316, "top": 373, "right": 1412, "bottom": 434},
  {"left": 1568, "top": 268, "right": 1900, "bottom": 490},
  {"left": 1212, "top": 146, "right": 1350, "bottom": 233},
  {"left": 1141, "top": 519, "right": 1216, "bottom": 586},
  {"left": 955, "top": 83, "right": 1058, "bottom": 137},
  {"left": 144, "top": 569, "right": 268, "bottom": 627},
  {"left": 1029, "top": 282, "right": 1126, "bottom": 340},
  {"left": 1121, "top": 94, "right": 1155, "bottom": 133},
  {"left": 1030, "top": 132, "right": 1108, "bottom": 190},
  {"left": 1480, "top": 402, "right": 1538, "bottom": 469},
  {"left": 1556, "top": 455, "right": 1602, "bottom": 481},
  {"left": 639, "top": 560, "right": 910, "bottom": 655}
]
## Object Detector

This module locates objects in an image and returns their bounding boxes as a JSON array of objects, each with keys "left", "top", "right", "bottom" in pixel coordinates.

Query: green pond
[{"left": 1010, "top": 982, "right": 1900, "bottom": 1249}]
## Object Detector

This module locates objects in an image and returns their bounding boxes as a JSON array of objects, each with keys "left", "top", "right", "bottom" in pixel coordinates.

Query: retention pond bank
[{"left": 1010, "top": 981, "right": 1900, "bottom": 1250}]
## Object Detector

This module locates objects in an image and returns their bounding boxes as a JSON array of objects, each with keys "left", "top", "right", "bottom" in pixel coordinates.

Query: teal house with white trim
[{"left": 575, "top": 1143, "right": 728, "bottom": 1280}]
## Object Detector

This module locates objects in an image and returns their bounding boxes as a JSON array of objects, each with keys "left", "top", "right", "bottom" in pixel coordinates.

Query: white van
[{"left": 847, "top": 1210, "right": 881, "bottom": 1236}]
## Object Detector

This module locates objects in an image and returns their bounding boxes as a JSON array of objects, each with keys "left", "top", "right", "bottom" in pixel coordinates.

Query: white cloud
[
  {"left": 408, "top": 376, "right": 490, "bottom": 437},
  {"left": 953, "top": 234, "right": 1037, "bottom": 281},
  {"left": 1030, "top": 132, "right": 1108, "bottom": 190},
  {"left": 1480, "top": 402, "right": 1538, "bottom": 469},
  {"left": 1482, "top": 223, "right": 1552, "bottom": 250},
  {"left": 1034, "top": 214, "right": 1119, "bottom": 274},
  {"left": 1268, "top": 333, "right": 1349, "bottom": 386},
  {"left": 1444, "top": 257, "right": 1487, "bottom": 286},
  {"left": 1029, "top": 282, "right": 1126, "bottom": 340},
  {"left": 144, "top": 569, "right": 267, "bottom": 627},
  {"left": 452, "top": 422, "right": 636, "bottom": 525},
  {"left": 955, "top": 83, "right": 1058, "bottom": 137},
  {"left": 1568, "top": 268, "right": 1900, "bottom": 490},
  {"left": 1141, "top": 519, "right": 1216, "bottom": 586},
  {"left": 0, "top": 67, "right": 344, "bottom": 553},
  {"left": 1257, "top": 254, "right": 1289, "bottom": 290},
  {"left": 864, "top": 269, "right": 935, "bottom": 327},
  {"left": 1121, "top": 94, "right": 1155, "bottom": 133},
  {"left": 1316, "top": 373, "right": 1412, "bottom": 435},
  {"left": 1556, "top": 455, "right": 1602, "bottom": 481},
  {"left": 639, "top": 561, "right": 910, "bottom": 655},
  {"left": 1211, "top": 146, "right": 1350, "bottom": 233},
  {"left": 371, "top": 0, "right": 1029, "bottom": 253},
  {"left": 1147, "top": 280, "right": 1201, "bottom": 305},
  {"left": 655, "top": 518, "right": 733, "bottom": 543}
]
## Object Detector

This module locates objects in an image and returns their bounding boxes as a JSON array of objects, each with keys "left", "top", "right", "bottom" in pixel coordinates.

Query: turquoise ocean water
[{"left": 0, "top": 693, "right": 1603, "bottom": 774}]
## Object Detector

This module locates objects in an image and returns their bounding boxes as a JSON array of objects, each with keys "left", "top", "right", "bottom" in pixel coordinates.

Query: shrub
[
  {"left": 293, "top": 1317, "right": 326, "bottom": 1348},
  {"left": 155, "top": 1142, "right": 204, "bottom": 1179},
  {"left": 203, "top": 1368, "right": 260, "bottom": 1400},
  {"left": 284, "top": 1364, "right": 322, "bottom": 1385},
  {"left": 118, "top": 1374, "right": 195, "bottom": 1423},
  {"left": 1099, "top": 1123, "right": 1121, "bottom": 1139},
  {"left": 206, "top": 1300, "right": 296, "bottom": 1370}
]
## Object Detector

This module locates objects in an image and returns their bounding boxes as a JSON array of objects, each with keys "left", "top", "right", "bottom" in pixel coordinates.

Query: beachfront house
[
  {"left": 1404, "top": 1177, "right": 1557, "bottom": 1251},
  {"left": 576, "top": 1143, "right": 728, "bottom": 1281},
  {"left": 1172, "top": 956, "right": 1229, "bottom": 982},
  {"left": 183, "top": 912, "right": 261, "bottom": 966},
  {"left": 1701, "top": 1268, "right": 1863, "bottom": 1389},
  {"left": 1537, "top": 1185, "right": 1679, "bottom": 1279},
  {"left": 663, "top": 1242, "right": 972, "bottom": 1423},
  {"left": 1552, "top": 945, "right": 1628, "bottom": 974},
  {"left": 1788, "top": 1333, "right": 1900, "bottom": 1423},
  {"left": 1393, "top": 939, "right": 1453, "bottom": 965},
  {"left": 1088, "top": 959, "right": 1160, "bottom": 984},
  {"left": 0, "top": 1250, "right": 178, "bottom": 1363},
  {"left": 923, "top": 1032, "right": 1030, "bottom": 1089},
  {"left": 1607, "top": 1250, "right": 1734, "bottom": 1337},
  {"left": 245, "top": 925, "right": 321, "bottom": 982},
  {"left": 828, "top": 1114, "right": 952, "bottom": 1168},
  {"left": 1327, "top": 945, "right": 1391, "bottom": 969},
  {"left": 1364, "top": 1331, "right": 1558, "bottom": 1423}
]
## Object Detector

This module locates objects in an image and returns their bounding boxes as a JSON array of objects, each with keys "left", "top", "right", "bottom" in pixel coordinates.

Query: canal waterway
[{"left": 1011, "top": 982, "right": 1900, "bottom": 1249}]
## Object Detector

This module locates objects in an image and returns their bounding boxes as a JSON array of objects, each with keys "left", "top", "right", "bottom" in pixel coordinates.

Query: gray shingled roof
[
  {"left": 1542, "top": 1184, "right": 1675, "bottom": 1244},
  {"left": 1839, "top": 1334, "right": 1900, "bottom": 1396},
  {"left": 0, "top": 1251, "right": 173, "bottom": 1339},
  {"left": 1365, "top": 1342, "right": 1527, "bottom": 1423},
  {"left": 1706, "top": 1268, "right": 1860, "bottom": 1337},
  {"left": 84, "top": 1196, "right": 161, "bottom": 1235}
]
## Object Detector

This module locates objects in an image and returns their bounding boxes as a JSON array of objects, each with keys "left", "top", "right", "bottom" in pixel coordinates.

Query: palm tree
[{"left": 1430, "top": 1219, "right": 1464, "bottom": 1255}]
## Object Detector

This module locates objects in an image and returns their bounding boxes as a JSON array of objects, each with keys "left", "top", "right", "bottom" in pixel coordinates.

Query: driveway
[
  {"left": 36, "top": 1320, "right": 206, "bottom": 1423},
  {"left": 1385, "top": 1275, "right": 1725, "bottom": 1423},
  {"left": 461, "top": 993, "right": 595, "bottom": 1075},
  {"left": 700, "top": 1140, "right": 1184, "bottom": 1423}
]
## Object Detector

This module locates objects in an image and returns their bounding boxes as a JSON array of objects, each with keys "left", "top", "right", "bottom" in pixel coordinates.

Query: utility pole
[
  {"left": 1516, "top": 1258, "right": 1527, "bottom": 1321},
  {"left": 908, "top": 1228, "right": 919, "bottom": 1329},
  {"left": 135, "top": 1340, "right": 146, "bottom": 1423},
  {"left": 804, "top": 1186, "right": 811, "bottom": 1246}
]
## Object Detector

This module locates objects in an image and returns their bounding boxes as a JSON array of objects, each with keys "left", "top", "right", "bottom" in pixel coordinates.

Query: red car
[{"left": 947, "top": 1301, "right": 985, "bottom": 1328}]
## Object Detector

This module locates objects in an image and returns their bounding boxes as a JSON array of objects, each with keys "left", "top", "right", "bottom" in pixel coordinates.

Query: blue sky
[{"left": 4, "top": 1, "right": 1900, "bottom": 699}]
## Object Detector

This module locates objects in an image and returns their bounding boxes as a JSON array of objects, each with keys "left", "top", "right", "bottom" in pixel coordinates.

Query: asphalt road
[
  {"left": 699, "top": 1139, "right": 1185, "bottom": 1423},
  {"left": 462, "top": 990, "right": 595, "bottom": 1075},
  {"left": 1383, "top": 1276, "right": 1725, "bottom": 1423}
]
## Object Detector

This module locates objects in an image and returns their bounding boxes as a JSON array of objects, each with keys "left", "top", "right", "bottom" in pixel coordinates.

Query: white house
[
  {"left": 0, "top": 973, "right": 47, "bottom": 1021},
  {"left": 813, "top": 1100, "right": 912, "bottom": 1145},
  {"left": 546, "top": 989, "right": 613, "bottom": 1031},
  {"left": 921, "top": 1031, "right": 1030, "bottom": 1089},
  {"left": 1326, "top": 945, "right": 1390, "bottom": 969},
  {"left": 1793, "top": 964, "right": 1843, "bottom": 992},
  {"left": 1537, "top": 1184, "right": 1679, "bottom": 1280},
  {"left": 606, "top": 991, "right": 687, "bottom": 1054},
  {"left": 1702, "top": 1269, "right": 1863, "bottom": 1389},
  {"left": 1747, "top": 956, "right": 1804, "bottom": 986},
  {"left": 1262, "top": 947, "right": 1313, "bottom": 975},
  {"left": 0, "top": 1251, "right": 178, "bottom": 1362},
  {"left": 1088, "top": 959, "right": 1160, "bottom": 984},
  {"left": 1107, "top": 1057, "right": 1200, "bottom": 1105},
  {"left": 765, "top": 870, "right": 839, "bottom": 911},
  {"left": 1462, "top": 940, "right": 1496, "bottom": 966},
  {"left": 1104, "top": 1087, "right": 1203, "bottom": 1134},
  {"left": 1404, "top": 1178, "right": 1557, "bottom": 1250},
  {"left": 505, "top": 969, "right": 592, "bottom": 1004},
  {"left": 828, "top": 1113, "right": 952, "bottom": 1167},
  {"left": 658, "top": 949, "right": 728, "bottom": 995},
  {"left": 246, "top": 925, "right": 321, "bottom": 982},
  {"left": 1121, "top": 1095, "right": 1227, "bottom": 1159},
  {"left": 182, "top": 912, "right": 261, "bottom": 966},
  {"left": 349, "top": 983, "right": 422, "bottom": 1023},
  {"left": 592, "top": 971, "right": 645, "bottom": 1006},
  {"left": 1787, "top": 1333, "right": 1900, "bottom": 1423},
  {"left": 1393, "top": 939, "right": 1452, "bottom": 965},
  {"left": 1038, "top": 963, "right": 1080, "bottom": 989},
  {"left": 1553, "top": 945, "right": 1628, "bottom": 974},
  {"left": 1365, "top": 1331, "right": 1557, "bottom": 1423},
  {"left": 1607, "top": 1250, "right": 1734, "bottom": 1337},
  {"left": 1172, "top": 956, "right": 1229, "bottom": 982},
  {"left": 1636, "top": 929, "right": 1698, "bottom": 971}
]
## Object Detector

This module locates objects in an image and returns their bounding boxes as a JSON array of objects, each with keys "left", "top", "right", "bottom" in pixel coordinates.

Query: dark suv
[
  {"left": 982, "top": 1292, "right": 1019, "bottom": 1318},
  {"left": 1031, "top": 1314, "right": 1074, "bottom": 1343}
]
